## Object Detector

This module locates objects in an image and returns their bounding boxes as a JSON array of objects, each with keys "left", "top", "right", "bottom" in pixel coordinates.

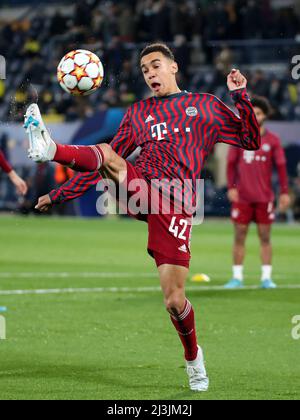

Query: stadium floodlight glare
[{"left": 0, "top": 55, "right": 6, "bottom": 80}]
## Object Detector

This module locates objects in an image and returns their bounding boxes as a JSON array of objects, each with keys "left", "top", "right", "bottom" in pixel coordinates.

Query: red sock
[
  {"left": 54, "top": 144, "right": 104, "bottom": 172},
  {"left": 170, "top": 300, "right": 198, "bottom": 361}
]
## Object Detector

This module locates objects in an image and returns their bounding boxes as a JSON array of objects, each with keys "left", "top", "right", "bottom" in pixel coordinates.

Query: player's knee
[
  {"left": 236, "top": 233, "right": 246, "bottom": 245},
  {"left": 260, "top": 234, "right": 271, "bottom": 246},
  {"left": 165, "top": 293, "right": 185, "bottom": 316},
  {"left": 235, "top": 226, "right": 248, "bottom": 244}
]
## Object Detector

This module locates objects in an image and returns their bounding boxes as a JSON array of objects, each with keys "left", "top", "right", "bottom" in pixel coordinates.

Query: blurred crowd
[{"left": 0, "top": 0, "right": 299, "bottom": 122}]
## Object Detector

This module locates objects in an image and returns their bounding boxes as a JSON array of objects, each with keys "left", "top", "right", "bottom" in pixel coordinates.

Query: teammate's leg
[
  {"left": 158, "top": 263, "right": 209, "bottom": 392},
  {"left": 225, "top": 223, "right": 249, "bottom": 288},
  {"left": 257, "top": 224, "right": 272, "bottom": 265},
  {"left": 257, "top": 224, "right": 276, "bottom": 289},
  {"left": 233, "top": 223, "right": 249, "bottom": 265}
]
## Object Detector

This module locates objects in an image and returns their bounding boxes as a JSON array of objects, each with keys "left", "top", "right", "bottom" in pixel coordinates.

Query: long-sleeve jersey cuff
[
  {"left": 49, "top": 189, "right": 62, "bottom": 204},
  {"left": 227, "top": 176, "right": 237, "bottom": 189},
  {"left": 228, "top": 182, "right": 237, "bottom": 189},
  {"left": 0, "top": 153, "right": 13, "bottom": 173},
  {"left": 229, "top": 88, "right": 251, "bottom": 103},
  {"left": 2, "top": 163, "right": 13, "bottom": 174},
  {"left": 277, "top": 164, "right": 289, "bottom": 195}
]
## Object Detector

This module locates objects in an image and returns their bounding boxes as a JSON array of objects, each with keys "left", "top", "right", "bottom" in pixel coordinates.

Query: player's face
[
  {"left": 254, "top": 107, "right": 267, "bottom": 127},
  {"left": 140, "top": 52, "right": 178, "bottom": 97}
]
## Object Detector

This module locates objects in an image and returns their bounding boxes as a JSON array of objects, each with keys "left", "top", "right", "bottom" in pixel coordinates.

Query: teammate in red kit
[
  {"left": 24, "top": 44, "right": 261, "bottom": 391},
  {"left": 0, "top": 149, "right": 28, "bottom": 196},
  {"left": 225, "top": 96, "right": 290, "bottom": 290}
]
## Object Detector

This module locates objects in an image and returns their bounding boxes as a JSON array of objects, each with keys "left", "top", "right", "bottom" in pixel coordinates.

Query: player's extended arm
[
  {"left": 0, "top": 150, "right": 28, "bottom": 196},
  {"left": 214, "top": 70, "right": 261, "bottom": 151},
  {"left": 36, "top": 171, "right": 102, "bottom": 212},
  {"left": 49, "top": 171, "right": 102, "bottom": 204}
]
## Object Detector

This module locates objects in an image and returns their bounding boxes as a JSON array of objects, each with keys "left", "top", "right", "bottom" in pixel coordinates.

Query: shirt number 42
[{"left": 169, "top": 216, "right": 188, "bottom": 240}]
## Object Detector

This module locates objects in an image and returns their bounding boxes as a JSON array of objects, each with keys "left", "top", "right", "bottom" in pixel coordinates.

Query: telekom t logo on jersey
[
  {"left": 151, "top": 122, "right": 191, "bottom": 141},
  {"left": 151, "top": 123, "right": 167, "bottom": 141}
]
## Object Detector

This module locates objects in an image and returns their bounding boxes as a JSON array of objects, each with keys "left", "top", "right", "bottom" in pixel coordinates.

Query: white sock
[
  {"left": 233, "top": 265, "right": 244, "bottom": 281},
  {"left": 261, "top": 265, "right": 272, "bottom": 281}
]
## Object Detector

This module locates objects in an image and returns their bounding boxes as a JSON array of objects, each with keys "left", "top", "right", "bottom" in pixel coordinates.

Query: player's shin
[
  {"left": 170, "top": 299, "right": 199, "bottom": 362},
  {"left": 54, "top": 144, "right": 104, "bottom": 172}
]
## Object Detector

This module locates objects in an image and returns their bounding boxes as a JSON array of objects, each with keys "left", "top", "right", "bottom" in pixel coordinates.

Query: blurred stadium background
[{"left": 0, "top": 0, "right": 300, "bottom": 219}]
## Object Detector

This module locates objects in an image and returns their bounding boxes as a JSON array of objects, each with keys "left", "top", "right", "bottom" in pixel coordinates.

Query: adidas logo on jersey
[
  {"left": 178, "top": 244, "right": 188, "bottom": 253},
  {"left": 145, "top": 115, "right": 155, "bottom": 123}
]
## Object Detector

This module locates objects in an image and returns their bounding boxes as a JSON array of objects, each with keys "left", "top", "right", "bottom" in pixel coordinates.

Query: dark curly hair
[
  {"left": 251, "top": 96, "right": 272, "bottom": 117},
  {"left": 140, "top": 43, "right": 175, "bottom": 62}
]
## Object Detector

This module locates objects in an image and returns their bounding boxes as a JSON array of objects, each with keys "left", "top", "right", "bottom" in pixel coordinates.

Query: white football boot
[
  {"left": 24, "top": 104, "right": 57, "bottom": 162},
  {"left": 186, "top": 345, "right": 209, "bottom": 392}
]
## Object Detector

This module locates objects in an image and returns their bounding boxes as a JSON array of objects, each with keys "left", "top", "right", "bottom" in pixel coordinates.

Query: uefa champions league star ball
[{"left": 57, "top": 50, "right": 104, "bottom": 96}]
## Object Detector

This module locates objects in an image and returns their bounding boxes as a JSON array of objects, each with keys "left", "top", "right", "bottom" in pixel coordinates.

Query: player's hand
[
  {"left": 8, "top": 171, "right": 28, "bottom": 196},
  {"left": 279, "top": 194, "right": 291, "bottom": 213},
  {"left": 227, "top": 69, "right": 247, "bottom": 91},
  {"left": 35, "top": 194, "right": 53, "bottom": 213},
  {"left": 228, "top": 188, "right": 239, "bottom": 203}
]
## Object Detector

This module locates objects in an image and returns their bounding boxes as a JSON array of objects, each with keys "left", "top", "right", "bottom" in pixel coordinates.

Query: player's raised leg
[
  {"left": 24, "top": 104, "right": 127, "bottom": 180},
  {"left": 25, "top": 104, "right": 57, "bottom": 163},
  {"left": 224, "top": 223, "right": 249, "bottom": 289},
  {"left": 158, "top": 263, "right": 209, "bottom": 392},
  {"left": 257, "top": 224, "right": 276, "bottom": 289}
]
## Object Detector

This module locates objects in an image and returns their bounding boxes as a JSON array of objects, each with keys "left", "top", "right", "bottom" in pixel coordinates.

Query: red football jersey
[
  {"left": 227, "top": 130, "right": 288, "bottom": 203},
  {"left": 50, "top": 89, "right": 261, "bottom": 205}
]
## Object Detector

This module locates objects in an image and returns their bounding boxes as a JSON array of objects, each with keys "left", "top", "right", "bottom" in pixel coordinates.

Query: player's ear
[{"left": 171, "top": 61, "right": 178, "bottom": 75}]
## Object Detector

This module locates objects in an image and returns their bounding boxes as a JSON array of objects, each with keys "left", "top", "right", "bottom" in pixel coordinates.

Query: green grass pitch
[{"left": 0, "top": 216, "right": 299, "bottom": 400}]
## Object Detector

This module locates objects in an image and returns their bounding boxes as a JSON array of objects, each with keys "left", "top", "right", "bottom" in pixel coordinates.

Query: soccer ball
[{"left": 57, "top": 50, "right": 104, "bottom": 96}]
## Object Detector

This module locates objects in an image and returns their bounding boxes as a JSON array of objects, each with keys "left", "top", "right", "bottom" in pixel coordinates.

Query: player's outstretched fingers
[
  {"left": 231, "top": 69, "right": 241, "bottom": 85},
  {"left": 35, "top": 195, "right": 52, "bottom": 212},
  {"left": 227, "top": 69, "right": 247, "bottom": 90},
  {"left": 18, "top": 179, "right": 28, "bottom": 196}
]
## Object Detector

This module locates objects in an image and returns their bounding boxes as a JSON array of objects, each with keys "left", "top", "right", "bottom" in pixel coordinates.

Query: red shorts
[
  {"left": 231, "top": 202, "right": 275, "bottom": 225},
  {"left": 119, "top": 162, "right": 192, "bottom": 268}
]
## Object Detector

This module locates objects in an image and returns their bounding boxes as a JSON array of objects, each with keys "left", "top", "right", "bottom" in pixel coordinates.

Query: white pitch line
[
  {"left": 0, "top": 272, "right": 158, "bottom": 279},
  {"left": 0, "top": 284, "right": 300, "bottom": 296},
  {"left": 0, "top": 272, "right": 297, "bottom": 279}
]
